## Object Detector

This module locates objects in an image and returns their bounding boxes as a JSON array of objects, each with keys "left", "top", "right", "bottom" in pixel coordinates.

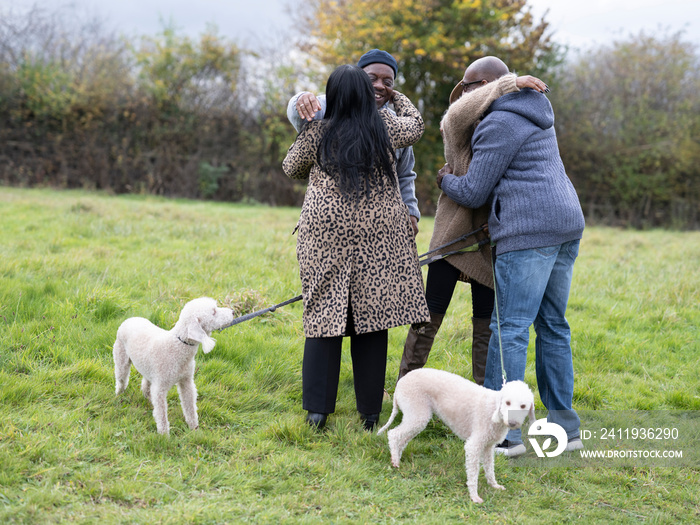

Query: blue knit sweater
[{"left": 441, "top": 89, "right": 584, "bottom": 255}]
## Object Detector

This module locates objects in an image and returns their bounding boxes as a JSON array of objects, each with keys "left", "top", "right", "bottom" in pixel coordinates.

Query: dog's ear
[
  {"left": 491, "top": 395, "right": 506, "bottom": 425},
  {"left": 186, "top": 318, "right": 216, "bottom": 353}
]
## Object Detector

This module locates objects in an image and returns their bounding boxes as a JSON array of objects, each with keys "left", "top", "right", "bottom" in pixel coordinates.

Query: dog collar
[{"left": 177, "top": 335, "right": 196, "bottom": 346}]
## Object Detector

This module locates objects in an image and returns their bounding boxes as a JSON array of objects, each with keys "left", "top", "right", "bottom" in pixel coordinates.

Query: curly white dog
[
  {"left": 377, "top": 368, "right": 535, "bottom": 503},
  {"left": 113, "top": 297, "right": 234, "bottom": 435}
]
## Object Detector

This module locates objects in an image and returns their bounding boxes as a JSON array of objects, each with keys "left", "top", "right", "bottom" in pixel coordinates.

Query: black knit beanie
[{"left": 357, "top": 49, "right": 398, "bottom": 78}]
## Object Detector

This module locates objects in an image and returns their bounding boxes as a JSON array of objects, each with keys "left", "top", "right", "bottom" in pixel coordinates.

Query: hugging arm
[{"left": 382, "top": 91, "right": 424, "bottom": 150}]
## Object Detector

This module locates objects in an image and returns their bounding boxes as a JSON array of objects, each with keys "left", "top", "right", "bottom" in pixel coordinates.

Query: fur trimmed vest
[{"left": 430, "top": 74, "right": 519, "bottom": 287}]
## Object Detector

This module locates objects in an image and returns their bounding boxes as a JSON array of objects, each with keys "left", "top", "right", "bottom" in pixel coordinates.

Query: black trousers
[
  {"left": 302, "top": 304, "right": 387, "bottom": 415},
  {"left": 425, "top": 258, "right": 494, "bottom": 319}
]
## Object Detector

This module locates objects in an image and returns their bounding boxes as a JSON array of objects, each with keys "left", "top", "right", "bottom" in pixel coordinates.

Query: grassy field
[{"left": 1, "top": 188, "right": 698, "bottom": 523}]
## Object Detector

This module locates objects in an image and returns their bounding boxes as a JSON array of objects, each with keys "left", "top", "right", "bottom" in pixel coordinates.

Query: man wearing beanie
[
  {"left": 287, "top": 49, "right": 421, "bottom": 235},
  {"left": 356, "top": 48, "right": 398, "bottom": 76}
]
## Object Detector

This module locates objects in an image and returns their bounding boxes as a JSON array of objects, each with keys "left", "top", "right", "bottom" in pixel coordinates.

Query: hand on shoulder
[
  {"left": 515, "top": 75, "right": 549, "bottom": 93},
  {"left": 296, "top": 92, "right": 323, "bottom": 121}
]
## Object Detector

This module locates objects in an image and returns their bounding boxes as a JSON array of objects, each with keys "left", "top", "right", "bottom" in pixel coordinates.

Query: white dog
[
  {"left": 377, "top": 368, "right": 535, "bottom": 503},
  {"left": 113, "top": 297, "right": 234, "bottom": 434}
]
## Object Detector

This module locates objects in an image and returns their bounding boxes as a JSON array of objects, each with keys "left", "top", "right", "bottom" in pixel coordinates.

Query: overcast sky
[
  {"left": 528, "top": 0, "right": 699, "bottom": 50},
  {"left": 6, "top": 0, "right": 700, "bottom": 51}
]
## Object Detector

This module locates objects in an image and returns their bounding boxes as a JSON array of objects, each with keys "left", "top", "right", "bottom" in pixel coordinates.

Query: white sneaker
[
  {"left": 565, "top": 437, "right": 584, "bottom": 451},
  {"left": 494, "top": 440, "right": 527, "bottom": 457}
]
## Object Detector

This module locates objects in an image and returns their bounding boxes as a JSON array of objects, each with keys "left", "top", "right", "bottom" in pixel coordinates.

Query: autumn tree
[
  {"left": 551, "top": 31, "right": 700, "bottom": 229},
  {"left": 132, "top": 24, "right": 241, "bottom": 113},
  {"left": 293, "top": 0, "right": 558, "bottom": 210}
]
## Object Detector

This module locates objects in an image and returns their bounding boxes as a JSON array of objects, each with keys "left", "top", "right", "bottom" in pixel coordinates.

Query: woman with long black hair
[{"left": 283, "top": 64, "right": 429, "bottom": 431}]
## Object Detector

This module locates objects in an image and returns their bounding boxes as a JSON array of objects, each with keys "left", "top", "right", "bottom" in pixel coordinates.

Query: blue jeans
[{"left": 484, "top": 240, "right": 581, "bottom": 444}]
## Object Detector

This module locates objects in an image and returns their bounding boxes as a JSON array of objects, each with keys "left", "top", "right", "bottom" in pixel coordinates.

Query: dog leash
[
  {"left": 219, "top": 229, "right": 489, "bottom": 330},
  {"left": 415, "top": 225, "right": 486, "bottom": 261},
  {"left": 219, "top": 294, "right": 303, "bottom": 330},
  {"left": 490, "top": 245, "right": 507, "bottom": 387},
  {"left": 418, "top": 238, "right": 489, "bottom": 266}
]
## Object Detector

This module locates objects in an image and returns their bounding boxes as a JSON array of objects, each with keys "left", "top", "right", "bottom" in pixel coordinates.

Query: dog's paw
[
  {"left": 469, "top": 494, "right": 484, "bottom": 504},
  {"left": 490, "top": 483, "right": 505, "bottom": 491}
]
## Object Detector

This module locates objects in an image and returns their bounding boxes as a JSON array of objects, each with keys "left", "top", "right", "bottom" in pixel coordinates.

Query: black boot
[
  {"left": 360, "top": 413, "right": 380, "bottom": 431},
  {"left": 306, "top": 412, "right": 328, "bottom": 430},
  {"left": 398, "top": 312, "right": 445, "bottom": 381},
  {"left": 471, "top": 317, "right": 491, "bottom": 386}
]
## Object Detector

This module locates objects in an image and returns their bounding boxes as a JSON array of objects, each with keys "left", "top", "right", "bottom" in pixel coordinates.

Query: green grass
[{"left": 1, "top": 188, "right": 699, "bottom": 523}]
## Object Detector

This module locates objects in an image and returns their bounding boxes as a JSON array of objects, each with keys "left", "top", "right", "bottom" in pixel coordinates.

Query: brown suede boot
[
  {"left": 471, "top": 317, "right": 491, "bottom": 386},
  {"left": 397, "top": 312, "right": 445, "bottom": 381}
]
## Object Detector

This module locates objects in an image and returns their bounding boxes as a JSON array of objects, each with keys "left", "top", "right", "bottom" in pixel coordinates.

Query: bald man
[
  {"left": 438, "top": 55, "right": 585, "bottom": 457},
  {"left": 398, "top": 57, "right": 547, "bottom": 390}
]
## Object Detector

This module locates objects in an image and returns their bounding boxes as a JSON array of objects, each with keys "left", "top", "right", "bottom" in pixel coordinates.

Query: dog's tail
[{"left": 376, "top": 394, "right": 399, "bottom": 435}]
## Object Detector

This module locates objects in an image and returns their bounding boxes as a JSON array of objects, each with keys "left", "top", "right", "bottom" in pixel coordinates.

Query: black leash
[
  {"left": 219, "top": 227, "right": 488, "bottom": 330},
  {"left": 416, "top": 225, "right": 486, "bottom": 261},
  {"left": 219, "top": 294, "right": 303, "bottom": 330},
  {"left": 418, "top": 237, "right": 490, "bottom": 266}
]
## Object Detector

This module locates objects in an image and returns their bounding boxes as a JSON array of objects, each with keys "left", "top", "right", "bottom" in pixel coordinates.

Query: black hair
[{"left": 318, "top": 64, "right": 396, "bottom": 197}]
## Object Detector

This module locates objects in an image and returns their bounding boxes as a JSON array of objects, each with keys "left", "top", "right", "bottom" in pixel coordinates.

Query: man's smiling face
[{"left": 362, "top": 63, "right": 395, "bottom": 109}]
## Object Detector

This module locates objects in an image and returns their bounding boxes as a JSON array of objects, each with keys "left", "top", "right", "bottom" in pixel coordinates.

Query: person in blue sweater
[
  {"left": 437, "top": 56, "right": 585, "bottom": 457},
  {"left": 288, "top": 49, "right": 421, "bottom": 236}
]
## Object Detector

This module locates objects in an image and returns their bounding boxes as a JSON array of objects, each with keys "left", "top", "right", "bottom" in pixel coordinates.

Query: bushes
[
  {"left": 2, "top": 6, "right": 699, "bottom": 228},
  {"left": 551, "top": 31, "right": 700, "bottom": 229},
  {"left": 0, "top": 5, "right": 303, "bottom": 206}
]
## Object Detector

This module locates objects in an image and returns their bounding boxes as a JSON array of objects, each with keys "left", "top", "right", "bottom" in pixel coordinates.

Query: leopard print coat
[{"left": 283, "top": 92, "right": 430, "bottom": 337}]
